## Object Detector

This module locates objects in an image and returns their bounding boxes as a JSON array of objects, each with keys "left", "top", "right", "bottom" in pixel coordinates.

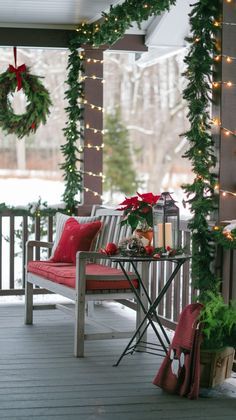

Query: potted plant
[
  {"left": 199, "top": 290, "right": 236, "bottom": 387},
  {"left": 117, "top": 192, "right": 160, "bottom": 245}
]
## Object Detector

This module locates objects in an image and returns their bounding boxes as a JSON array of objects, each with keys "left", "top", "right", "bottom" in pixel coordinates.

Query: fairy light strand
[
  {"left": 80, "top": 75, "right": 104, "bottom": 82},
  {"left": 78, "top": 143, "right": 104, "bottom": 152},
  {"left": 80, "top": 169, "right": 105, "bottom": 180},
  {"left": 85, "top": 124, "right": 106, "bottom": 134},
  {"left": 214, "top": 54, "right": 236, "bottom": 62},
  {"left": 82, "top": 100, "right": 104, "bottom": 112},
  {"left": 83, "top": 187, "right": 104, "bottom": 199},
  {"left": 220, "top": 189, "right": 236, "bottom": 197}
]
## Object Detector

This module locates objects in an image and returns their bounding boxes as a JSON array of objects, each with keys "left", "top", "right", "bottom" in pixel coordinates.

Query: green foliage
[
  {"left": 61, "top": 49, "right": 84, "bottom": 214},
  {"left": 103, "top": 109, "right": 139, "bottom": 197},
  {"left": 212, "top": 226, "right": 236, "bottom": 249},
  {"left": 200, "top": 291, "right": 236, "bottom": 349},
  {"left": 182, "top": 0, "right": 220, "bottom": 292},
  {"left": 0, "top": 67, "right": 52, "bottom": 139},
  {"left": 69, "top": 1, "right": 176, "bottom": 49}
]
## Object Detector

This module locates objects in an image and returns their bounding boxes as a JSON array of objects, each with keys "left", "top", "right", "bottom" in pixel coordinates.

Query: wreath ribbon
[{"left": 8, "top": 47, "right": 26, "bottom": 91}]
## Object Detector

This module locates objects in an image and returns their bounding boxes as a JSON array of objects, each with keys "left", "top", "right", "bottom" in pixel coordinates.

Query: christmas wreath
[{"left": 0, "top": 64, "right": 52, "bottom": 139}]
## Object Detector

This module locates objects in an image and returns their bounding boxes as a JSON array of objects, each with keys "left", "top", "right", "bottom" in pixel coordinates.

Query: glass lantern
[{"left": 152, "top": 192, "right": 180, "bottom": 250}]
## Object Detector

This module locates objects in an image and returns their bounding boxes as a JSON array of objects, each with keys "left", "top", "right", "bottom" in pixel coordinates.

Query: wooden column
[
  {"left": 77, "top": 47, "right": 105, "bottom": 216},
  {"left": 214, "top": 0, "right": 236, "bottom": 303},
  {"left": 218, "top": 0, "right": 236, "bottom": 220}
]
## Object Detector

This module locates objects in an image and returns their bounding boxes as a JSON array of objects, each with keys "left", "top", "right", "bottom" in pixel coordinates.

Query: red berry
[
  {"left": 145, "top": 245, "right": 154, "bottom": 255},
  {"left": 105, "top": 242, "right": 118, "bottom": 255}
]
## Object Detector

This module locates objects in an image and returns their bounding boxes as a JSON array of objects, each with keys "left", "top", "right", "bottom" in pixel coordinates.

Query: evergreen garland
[
  {"left": 61, "top": 49, "right": 84, "bottom": 214},
  {"left": 182, "top": 1, "right": 220, "bottom": 296},
  {"left": 213, "top": 226, "right": 236, "bottom": 249}
]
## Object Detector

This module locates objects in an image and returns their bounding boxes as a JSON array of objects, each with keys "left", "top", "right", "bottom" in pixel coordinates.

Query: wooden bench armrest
[
  {"left": 26, "top": 240, "right": 53, "bottom": 263},
  {"left": 27, "top": 240, "right": 53, "bottom": 249},
  {"left": 76, "top": 251, "right": 110, "bottom": 263}
]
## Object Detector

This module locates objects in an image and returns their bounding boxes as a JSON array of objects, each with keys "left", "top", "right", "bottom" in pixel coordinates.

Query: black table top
[{"left": 110, "top": 253, "right": 191, "bottom": 263}]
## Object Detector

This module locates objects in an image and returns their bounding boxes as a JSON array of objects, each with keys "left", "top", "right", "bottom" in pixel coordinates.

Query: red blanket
[{"left": 153, "top": 303, "right": 203, "bottom": 399}]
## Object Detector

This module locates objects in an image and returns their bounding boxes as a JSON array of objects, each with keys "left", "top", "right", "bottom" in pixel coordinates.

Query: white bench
[{"left": 25, "top": 207, "right": 148, "bottom": 357}]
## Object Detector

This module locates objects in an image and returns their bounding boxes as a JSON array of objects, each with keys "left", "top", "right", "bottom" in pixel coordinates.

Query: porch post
[
  {"left": 77, "top": 47, "right": 105, "bottom": 216},
  {"left": 214, "top": 1, "right": 236, "bottom": 303},
  {"left": 218, "top": 1, "right": 236, "bottom": 220}
]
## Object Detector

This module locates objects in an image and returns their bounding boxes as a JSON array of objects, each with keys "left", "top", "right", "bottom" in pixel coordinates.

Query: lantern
[{"left": 152, "top": 192, "right": 180, "bottom": 250}]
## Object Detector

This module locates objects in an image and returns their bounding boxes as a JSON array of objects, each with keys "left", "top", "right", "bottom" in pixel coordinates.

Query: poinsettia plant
[{"left": 117, "top": 192, "right": 160, "bottom": 232}]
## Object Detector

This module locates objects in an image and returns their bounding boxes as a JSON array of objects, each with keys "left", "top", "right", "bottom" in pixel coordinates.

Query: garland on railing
[
  {"left": 182, "top": 1, "right": 220, "bottom": 295},
  {"left": 213, "top": 226, "right": 236, "bottom": 249},
  {"left": 63, "top": 0, "right": 176, "bottom": 213},
  {"left": 0, "top": 199, "right": 64, "bottom": 217}
]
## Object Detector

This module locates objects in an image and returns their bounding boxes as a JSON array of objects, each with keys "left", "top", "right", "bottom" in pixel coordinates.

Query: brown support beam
[
  {"left": 218, "top": 1, "right": 236, "bottom": 220},
  {"left": 213, "top": 1, "right": 236, "bottom": 304},
  {"left": 0, "top": 28, "right": 72, "bottom": 48},
  {"left": 0, "top": 28, "right": 148, "bottom": 51},
  {"left": 77, "top": 47, "right": 105, "bottom": 216}
]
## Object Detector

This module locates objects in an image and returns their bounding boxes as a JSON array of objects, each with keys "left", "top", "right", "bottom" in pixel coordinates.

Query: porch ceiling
[
  {"left": 0, "top": 0, "right": 126, "bottom": 29},
  {"left": 0, "top": 1, "right": 191, "bottom": 58}
]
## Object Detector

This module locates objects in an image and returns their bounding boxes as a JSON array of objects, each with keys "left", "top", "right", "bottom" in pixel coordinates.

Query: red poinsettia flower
[
  {"left": 137, "top": 192, "right": 160, "bottom": 205},
  {"left": 117, "top": 195, "right": 139, "bottom": 211},
  {"left": 117, "top": 191, "right": 160, "bottom": 232}
]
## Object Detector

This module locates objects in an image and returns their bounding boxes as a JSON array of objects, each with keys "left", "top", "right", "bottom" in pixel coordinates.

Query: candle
[{"left": 157, "top": 223, "right": 173, "bottom": 248}]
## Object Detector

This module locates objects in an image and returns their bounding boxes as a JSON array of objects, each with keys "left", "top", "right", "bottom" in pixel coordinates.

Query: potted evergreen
[{"left": 199, "top": 290, "right": 236, "bottom": 387}]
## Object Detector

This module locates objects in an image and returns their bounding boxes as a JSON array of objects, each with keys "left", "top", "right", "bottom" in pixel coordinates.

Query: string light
[
  {"left": 86, "top": 58, "right": 104, "bottom": 64},
  {"left": 223, "top": 22, "right": 236, "bottom": 26},
  {"left": 83, "top": 187, "right": 104, "bottom": 199},
  {"left": 79, "top": 143, "right": 104, "bottom": 152},
  {"left": 81, "top": 170, "right": 105, "bottom": 180},
  {"left": 82, "top": 100, "right": 104, "bottom": 112},
  {"left": 211, "top": 119, "right": 236, "bottom": 137},
  {"left": 80, "top": 75, "right": 104, "bottom": 82},
  {"left": 212, "top": 80, "right": 235, "bottom": 87},
  {"left": 222, "top": 127, "right": 236, "bottom": 137},
  {"left": 220, "top": 189, "right": 236, "bottom": 198},
  {"left": 85, "top": 124, "right": 106, "bottom": 135},
  {"left": 214, "top": 54, "right": 236, "bottom": 62}
]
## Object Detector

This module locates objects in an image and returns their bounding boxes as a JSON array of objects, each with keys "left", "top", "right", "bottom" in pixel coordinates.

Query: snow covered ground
[{"left": 0, "top": 178, "right": 65, "bottom": 207}]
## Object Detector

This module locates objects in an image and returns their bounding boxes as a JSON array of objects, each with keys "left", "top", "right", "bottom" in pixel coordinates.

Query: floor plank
[{"left": 0, "top": 302, "right": 235, "bottom": 420}]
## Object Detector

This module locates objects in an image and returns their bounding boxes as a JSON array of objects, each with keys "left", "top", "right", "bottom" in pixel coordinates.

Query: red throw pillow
[{"left": 50, "top": 218, "right": 102, "bottom": 264}]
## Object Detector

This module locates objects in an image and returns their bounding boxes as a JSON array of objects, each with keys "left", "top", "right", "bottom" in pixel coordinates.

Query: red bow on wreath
[{"left": 8, "top": 47, "right": 26, "bottom": 91}]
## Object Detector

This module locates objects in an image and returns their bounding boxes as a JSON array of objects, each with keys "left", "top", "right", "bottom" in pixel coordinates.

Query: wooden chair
[{"left": 25, "top": 207, "right": 146, "bottom": 357}]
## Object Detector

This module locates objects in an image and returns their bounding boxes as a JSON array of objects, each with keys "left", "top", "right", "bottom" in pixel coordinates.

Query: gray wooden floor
[{"left": 0, "top": 301, "right": 235, "bottom": 420}]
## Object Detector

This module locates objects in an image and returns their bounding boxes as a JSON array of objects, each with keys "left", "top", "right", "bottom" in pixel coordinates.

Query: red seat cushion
[
  {"left": 50, "top": 218, "right": 102, "bottom": 264},
  {"left": 27, "top": 261, "right": 138, "bottom": 291}
]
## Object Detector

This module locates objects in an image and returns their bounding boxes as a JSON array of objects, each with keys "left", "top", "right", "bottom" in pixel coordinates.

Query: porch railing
[{"left": 0, "top": 210, "right": 54, "bottom": 296}]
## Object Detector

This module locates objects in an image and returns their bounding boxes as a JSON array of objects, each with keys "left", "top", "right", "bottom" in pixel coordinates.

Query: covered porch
[{"left": 0, "top": 0, "right": 236, "bottom": 416}]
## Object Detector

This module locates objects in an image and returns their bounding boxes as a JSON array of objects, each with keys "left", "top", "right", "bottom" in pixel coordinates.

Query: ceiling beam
[{"left": 0, "top": 28, "right": 147, "bottom": 52}]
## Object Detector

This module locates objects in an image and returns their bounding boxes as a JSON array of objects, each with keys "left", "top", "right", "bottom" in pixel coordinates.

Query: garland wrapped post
[
  {"left": 182, "top": 1, "right": 220, "bottom": 298},
  {"left": 0, "top": 48, "right": 51, "bottom": 139},
  {"left": 60, "top": 49, "right": 84, "bottom": 214},
  {"left": 64, "top": 0, "right": 177, "bottom": 213}
]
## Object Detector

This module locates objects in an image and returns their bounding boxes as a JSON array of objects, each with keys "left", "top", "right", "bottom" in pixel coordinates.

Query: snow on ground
[{"left": 0, "top": 178, "right": 65, "bottom": 207}]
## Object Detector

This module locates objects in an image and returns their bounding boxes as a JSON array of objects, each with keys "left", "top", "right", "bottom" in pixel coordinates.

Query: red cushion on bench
[{"left": 27, "top": 261, "right": 138, "bottom": 291}]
